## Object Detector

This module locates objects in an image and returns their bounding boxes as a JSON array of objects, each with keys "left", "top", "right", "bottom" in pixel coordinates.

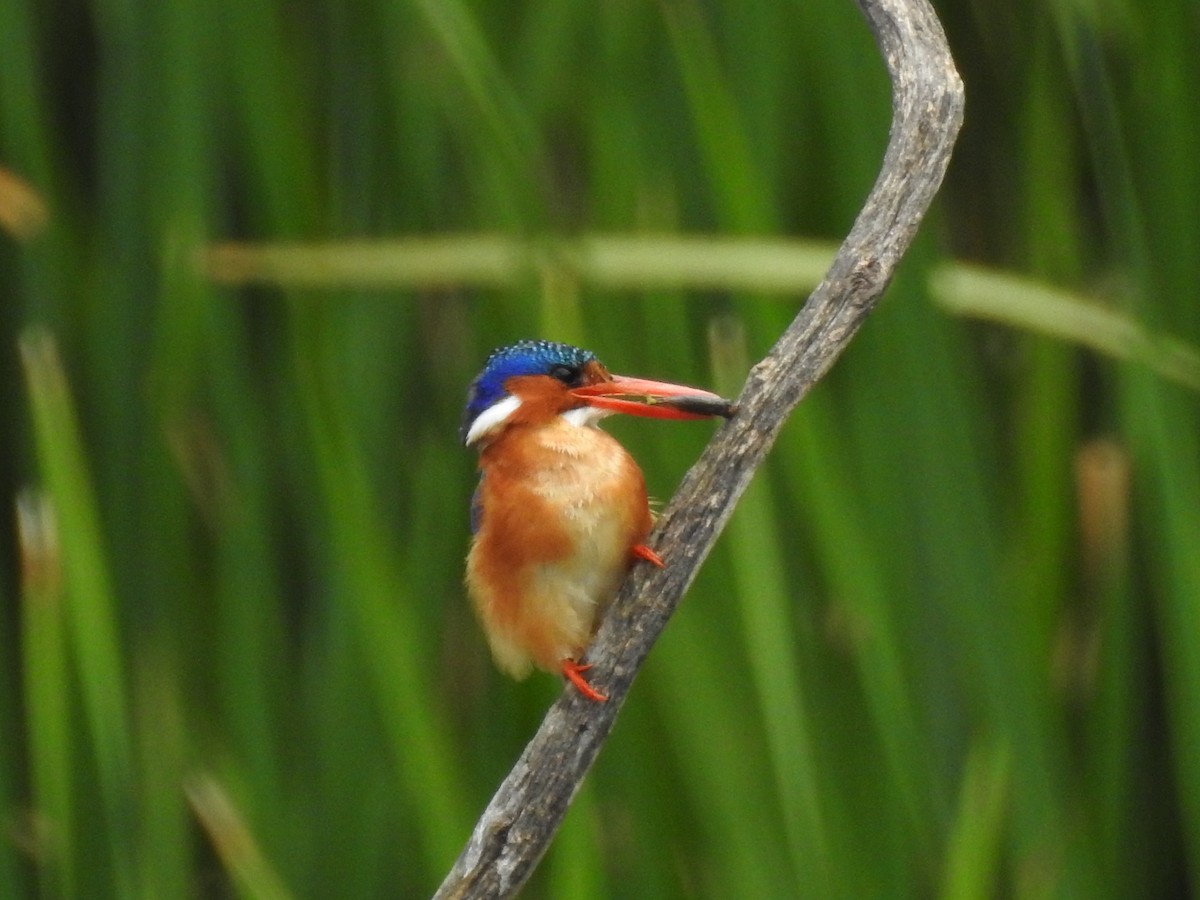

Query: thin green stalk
[
  {"left": 19, "top": 330, "right": 136, "bottom": 898},
  {"left": 16, "top": 489, "right": 75, "bottom": 899}
]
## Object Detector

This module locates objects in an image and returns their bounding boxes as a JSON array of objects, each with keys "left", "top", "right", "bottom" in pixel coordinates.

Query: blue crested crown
[{"left": 460, "top": 340, "right": 596, "bottom": 444}]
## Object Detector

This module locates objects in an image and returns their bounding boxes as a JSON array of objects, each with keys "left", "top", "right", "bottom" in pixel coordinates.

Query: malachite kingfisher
[{"left": 461, "top": 340, "right": 735, "bottom": 702}]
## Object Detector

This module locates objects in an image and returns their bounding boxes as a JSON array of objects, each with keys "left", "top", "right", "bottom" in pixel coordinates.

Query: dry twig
[{"left": 434, "top": 0, "right": 963, "bottom": 895}]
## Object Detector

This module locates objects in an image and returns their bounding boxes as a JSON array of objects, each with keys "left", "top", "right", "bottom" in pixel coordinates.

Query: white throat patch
[
  {"left": 465, "top": 397, "right": 613, "bottom": 446},
  {"left": 561, "top": 406, "right": 611, "bottom": 428}
]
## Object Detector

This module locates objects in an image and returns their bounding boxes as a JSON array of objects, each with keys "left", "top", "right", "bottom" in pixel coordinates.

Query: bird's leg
[
  {"left": 561, "top": 659, "right": 607, "bottom": 702},
  {"left": 631, "top": 543, "right": 665, "bottom": 568}
]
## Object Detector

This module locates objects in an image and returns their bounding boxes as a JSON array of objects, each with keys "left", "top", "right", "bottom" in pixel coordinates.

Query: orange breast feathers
[{"left": 465, "top": 417, "right": 652, "bottom": 680}]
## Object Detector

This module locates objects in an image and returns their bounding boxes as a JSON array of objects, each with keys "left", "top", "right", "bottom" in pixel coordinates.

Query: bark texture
[{"left": 434, "top": 0, "right": 964, "bottom": 895}]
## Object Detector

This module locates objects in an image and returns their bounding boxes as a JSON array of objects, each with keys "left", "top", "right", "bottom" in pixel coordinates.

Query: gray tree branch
[{"left": 433, "top": 0, "right": 964, "bottom": 895}]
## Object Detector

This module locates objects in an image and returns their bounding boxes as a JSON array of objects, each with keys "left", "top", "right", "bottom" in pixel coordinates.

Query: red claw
[
  {"left": 562, "top": 659, "right": 607, "bottom": 702},
  {"left": 632, "top": 543, "right": 665, "bottom": 567}
]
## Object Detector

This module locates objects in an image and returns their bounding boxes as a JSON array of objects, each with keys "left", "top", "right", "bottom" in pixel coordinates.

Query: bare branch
[{"left": 433, "top": 0, "right": 964, "bottom": 896}]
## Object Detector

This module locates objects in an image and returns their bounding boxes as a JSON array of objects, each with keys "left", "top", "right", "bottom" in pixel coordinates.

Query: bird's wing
[{"left": 470, "top": 477, "right": 484, "bottom": 534}]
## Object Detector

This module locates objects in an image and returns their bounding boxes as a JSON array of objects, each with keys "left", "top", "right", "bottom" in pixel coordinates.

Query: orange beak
[{"left": 570, "top": 375, "right": 737, "bottom": 420}]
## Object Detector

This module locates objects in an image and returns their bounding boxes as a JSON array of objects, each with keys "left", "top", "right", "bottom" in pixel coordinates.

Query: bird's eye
[{"left": 548, "top": 364, "right": 581, "bottom": 385}]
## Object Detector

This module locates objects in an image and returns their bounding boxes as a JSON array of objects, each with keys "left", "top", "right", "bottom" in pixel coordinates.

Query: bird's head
[{"left": 461, "top": 339, "right": 735, "bottom": 448}]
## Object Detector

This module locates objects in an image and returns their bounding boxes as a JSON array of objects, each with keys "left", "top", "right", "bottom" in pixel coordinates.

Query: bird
[{"left": 461, "top": 339, "right": 735, "bottom": 702}]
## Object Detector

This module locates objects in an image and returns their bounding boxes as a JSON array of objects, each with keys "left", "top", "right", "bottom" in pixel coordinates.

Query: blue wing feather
[{"left": 470, "top": 478, "right": 484, "bottom": 534}]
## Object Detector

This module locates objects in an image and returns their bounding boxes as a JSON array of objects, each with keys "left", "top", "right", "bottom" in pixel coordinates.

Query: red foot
[
  {"left": 632, "top": 543, "right": 665, "bottom": 568},
  {"left": 562, "top": 659, "right": 607, "bottom": 702}
]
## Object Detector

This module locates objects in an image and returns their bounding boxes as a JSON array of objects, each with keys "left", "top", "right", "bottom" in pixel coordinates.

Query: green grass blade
[
  {"left": 932, "top": 264, "right": 1200, "bottom": 392},
  {"left": 15, "top": 489, "right": 75, "bottom": 898},
  {"left": 708, "top": 319, "right": 831, "bottom": 891},
  {"left": 19, "top": 330, "right": 136, "bottom": 897},
  {"left": 939, "top": 738, "right": 1010, "bottom": 900},
  {"left": 186, "top": 773, "right": 295, "bottom": 900}
]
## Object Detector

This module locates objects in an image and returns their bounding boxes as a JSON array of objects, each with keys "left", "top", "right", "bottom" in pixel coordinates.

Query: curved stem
[{"left": 433, "top": 0, "right": 964, "bottom": 896}]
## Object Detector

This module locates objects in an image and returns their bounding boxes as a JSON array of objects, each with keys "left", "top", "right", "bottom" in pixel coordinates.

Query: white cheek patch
[
  {"left": 561, "top": 406, "right": 611, "bottom": 428},
  {"left": 465, "top": 395, "right": 523, "bottom": 446}
]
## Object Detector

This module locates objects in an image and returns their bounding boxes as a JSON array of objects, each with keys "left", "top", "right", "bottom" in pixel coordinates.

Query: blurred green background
[{"left": 3, "top": 0, "right": 1199, "bottom": 896}]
